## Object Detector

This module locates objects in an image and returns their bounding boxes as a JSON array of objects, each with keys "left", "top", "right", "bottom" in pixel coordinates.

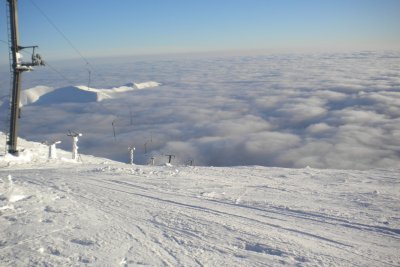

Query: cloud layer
[{"left": 1, "top": 51, "right": 399, "bottom": 169}]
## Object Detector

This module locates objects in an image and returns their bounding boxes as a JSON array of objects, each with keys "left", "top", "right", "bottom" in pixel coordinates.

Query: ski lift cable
[
  {"left": 45, "top": 61, "right": 74, "bottom": 84},
  {"left": 28, "top": 0, "right": 90, "bottom": 67},
  {"left": 28, "top": 0, "right": 106, "bottom": 82}
]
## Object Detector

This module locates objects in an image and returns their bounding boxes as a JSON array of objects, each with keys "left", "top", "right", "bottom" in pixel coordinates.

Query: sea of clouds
[{"left": 1, "top": 51, "right": 399, "bottom": 169}]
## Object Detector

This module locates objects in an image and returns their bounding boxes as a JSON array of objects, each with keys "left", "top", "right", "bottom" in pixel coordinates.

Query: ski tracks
[
  {"left": 2, "top": 165, "right": 399, "bottom": 266},
  {"left": 61, "top": 170, "right": 387, "bottom": 266}
]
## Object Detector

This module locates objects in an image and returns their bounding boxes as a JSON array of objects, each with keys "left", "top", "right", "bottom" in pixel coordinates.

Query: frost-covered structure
[
  {"left": 47, "top": 141, "right": 61, "bottom": 160},
  {"left": 67, "top": 132, "right": 82, "bottom": 161}
]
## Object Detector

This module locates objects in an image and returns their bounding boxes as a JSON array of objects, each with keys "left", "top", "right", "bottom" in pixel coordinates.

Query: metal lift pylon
[{"left": 6, "top": 0, "right": 45, "bottom": 155}]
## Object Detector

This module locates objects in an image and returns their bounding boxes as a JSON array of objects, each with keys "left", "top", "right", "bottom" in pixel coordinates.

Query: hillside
[
  {"left": 0, "top": 134, "right": 399, "bottom": 266},
  {"left": 19, "top": 82, "right": 161, "bottom": 106}
]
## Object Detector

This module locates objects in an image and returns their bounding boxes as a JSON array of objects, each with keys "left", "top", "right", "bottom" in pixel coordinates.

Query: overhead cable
[
  {"left": 28, "top": 0, "right": 92, "bottom": 69},
  {"left": 29, "top": 0, "right": 106, "bottom": 83}
]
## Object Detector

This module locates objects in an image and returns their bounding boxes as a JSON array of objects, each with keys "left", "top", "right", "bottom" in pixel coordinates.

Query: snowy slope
[
  {"left": 19, "top": 81, "right": 161, "bottom": 106},
  {"left": 0, "top": 134, "right": 399, "bottom": 266},
  {"left": 19, "top": 86, "right": 54, "bottom": 106}
]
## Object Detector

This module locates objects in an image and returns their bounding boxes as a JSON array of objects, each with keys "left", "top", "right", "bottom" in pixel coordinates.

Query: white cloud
[
  {"left": 275, "top": 103, "right": 327, "bottom": 124},
  {"left": 306, "top": 123, "right": 333, "bottom": 135},
  {"left": 332, "top": 109, "right": 388, "bottom": 125},
  {"left": 2, "top": 51, "right": 399, "bottom": 170}
]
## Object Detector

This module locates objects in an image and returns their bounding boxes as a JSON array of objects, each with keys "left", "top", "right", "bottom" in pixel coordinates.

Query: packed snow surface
[{"left": 0, "top": 134, "right": 399, "bottom": 266}]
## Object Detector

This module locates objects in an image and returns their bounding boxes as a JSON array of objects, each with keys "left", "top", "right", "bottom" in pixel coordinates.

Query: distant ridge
[{"left": 19, "top": 81, "right": 161, "bottom": 106}]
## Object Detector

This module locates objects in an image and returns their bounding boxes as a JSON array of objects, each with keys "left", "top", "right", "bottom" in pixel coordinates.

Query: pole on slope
[
  {"left": 7, "top": 0, "right": 45, "bottom": 155},
  {"left": 128, "top": 145, "right": 135, "bottom": 165},
  {"left": 44, "top": 140, "right": 61, "bottom": 159},
  {"left": 7, "top": 0, "right": 22, "bottom": 155},
  {"left": 67, "top": 130, "right": 82, "bottom": 161},
  {"left": 165, "top": 154, "right": 175, "bottom": 164},
  {"left": 149, "top": 156, "right": 155, "bottom": 166},
  {"left": 186, "top": 159, "right": 194, "bottom": 166}
]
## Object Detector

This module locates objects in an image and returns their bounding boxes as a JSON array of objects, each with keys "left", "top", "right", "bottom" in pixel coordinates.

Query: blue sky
[{"left": 1, "top": 0, "right": 400, "bottom": 60}]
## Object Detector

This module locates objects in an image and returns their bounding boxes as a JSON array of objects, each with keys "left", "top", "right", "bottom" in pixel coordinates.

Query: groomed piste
[{"left": 1, "top": 133, "right": 399, "bottom": 266}]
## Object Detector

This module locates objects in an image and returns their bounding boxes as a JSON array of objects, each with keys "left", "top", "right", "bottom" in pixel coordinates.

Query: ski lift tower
[
  {"left": 6, "top": 0, "right": 45, "bottom": 155},
  {"left": 67, "top": 131, "right": 82, "bottom": 161}
]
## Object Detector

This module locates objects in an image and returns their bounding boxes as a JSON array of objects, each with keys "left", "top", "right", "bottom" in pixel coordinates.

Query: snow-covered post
[
  {"left": 128, "top": 145, "right": 135, "bottom": 165},
  {"left": 72, "top": 135, "right": 80, "bottom": 160},
  {"left": 67, "top": 131, "right": 82, "bottom": 161},
  {"left": 48, "top": 141, "right": 61, "bottom": 159}
]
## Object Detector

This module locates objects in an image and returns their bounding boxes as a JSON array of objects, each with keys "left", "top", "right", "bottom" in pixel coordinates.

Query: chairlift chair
[{"left": 17, "top": 45, "right": 45, "bottom": 70}]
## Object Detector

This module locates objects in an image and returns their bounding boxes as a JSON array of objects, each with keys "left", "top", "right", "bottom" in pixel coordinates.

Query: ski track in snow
[
  {"left": 0, "top": 164, "right": 398, "bottom": 266},
  {"left": 0, "top": 137, "right": 399, "bottom": 266}
]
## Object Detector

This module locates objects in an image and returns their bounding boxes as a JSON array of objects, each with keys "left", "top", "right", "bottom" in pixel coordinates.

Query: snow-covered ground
[{"left": 1, "top": 134, "right": 399, "bottom": 266}]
